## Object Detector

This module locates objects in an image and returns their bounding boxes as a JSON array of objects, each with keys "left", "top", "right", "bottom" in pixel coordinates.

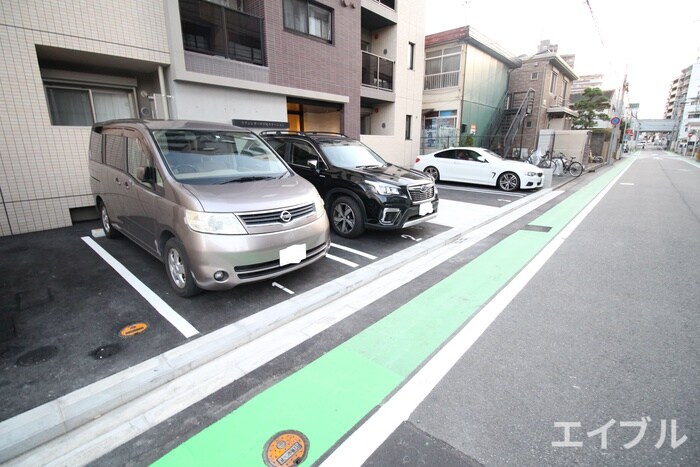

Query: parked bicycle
[
  {"left": 526, "top": 150, "right": 555, "bottom": 169},
  {"left": 551, "top": 152, "right": 584, "bottom": 177}
]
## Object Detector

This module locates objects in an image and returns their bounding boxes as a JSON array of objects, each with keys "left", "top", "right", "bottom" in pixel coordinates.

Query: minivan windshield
[
  {"left": 319, "top": 140, "right": 387, "bottom": 169},
  {"left": 153, "top": 130, "right": 290, "bottom": 184}
]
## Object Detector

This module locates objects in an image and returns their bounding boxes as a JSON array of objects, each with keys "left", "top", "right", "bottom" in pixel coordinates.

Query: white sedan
[{"left": 414, "top": 147, "right": 544, "bottom": 192}]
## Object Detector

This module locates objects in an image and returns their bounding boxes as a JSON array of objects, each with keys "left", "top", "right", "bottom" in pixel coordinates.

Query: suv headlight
[
  {"left": 185, "top": 210, "right": 247, "bottom": 235},
  {"left": 366, "top": 181, "right": 401, "bottom": 196}
]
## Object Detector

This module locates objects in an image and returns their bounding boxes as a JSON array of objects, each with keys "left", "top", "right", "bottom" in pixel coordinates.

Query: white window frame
[{"left": 44, "top": 83, "right": 137, "bottom": 127}]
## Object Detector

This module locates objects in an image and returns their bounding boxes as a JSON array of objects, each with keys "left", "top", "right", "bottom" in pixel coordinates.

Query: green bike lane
[{"left": 154, "top": 159, "right": 633, "bottom": 466}]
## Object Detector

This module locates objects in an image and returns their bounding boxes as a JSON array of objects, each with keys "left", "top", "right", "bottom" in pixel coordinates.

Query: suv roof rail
[{"left": 259, "top": 130, "right": 349, "bottom": 138}]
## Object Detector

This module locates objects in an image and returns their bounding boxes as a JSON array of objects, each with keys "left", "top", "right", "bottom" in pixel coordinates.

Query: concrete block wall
[{"left": 0, "top": 0, "right": 169, "bottom": 236}]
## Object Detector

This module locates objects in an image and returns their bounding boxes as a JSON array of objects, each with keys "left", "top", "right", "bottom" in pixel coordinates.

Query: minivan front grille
[
  {"left": 407, "top": 183, "right": 435, "bottom": 203},
  {"left": 234, "top": 242, "right": 328, "bottom": 280},
  {"left": 238, "top": 203, "right": 315, "bottom": 226}
]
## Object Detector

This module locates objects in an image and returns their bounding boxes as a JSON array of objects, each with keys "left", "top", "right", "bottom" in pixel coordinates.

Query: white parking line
[
  {"left": 330, "top": 243, "right": 377, "bottom": 260},
  {"left": 325, "top": 253, "right": 358, "bottom": 268},
  {"left": 436, "top": 184, "right": 526, "bottom": 197},
  {"left": 272, "top": 282, "right": 295, "bottom": 295},
  {"left": 81, "top": 237, "right": 199, "bottom": 339}
]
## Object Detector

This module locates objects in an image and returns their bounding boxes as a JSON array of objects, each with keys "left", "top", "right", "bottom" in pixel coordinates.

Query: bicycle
[
  {"left": 551, "top": 152, "right": 584, "bottom": 177},
  {"left": 526, "top": 151, "right": 555, "bottom": 169}
]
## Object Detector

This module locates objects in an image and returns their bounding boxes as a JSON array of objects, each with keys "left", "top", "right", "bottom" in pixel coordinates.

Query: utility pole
[{"left": 606, "top": 74, "right": 628, "bottom": 165}]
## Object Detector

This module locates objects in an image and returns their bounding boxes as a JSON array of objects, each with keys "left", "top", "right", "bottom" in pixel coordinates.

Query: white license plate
[
  {"left": 419, "top": 202, "right": 433, "bottom": 216},
  {"left": 279, "top": 243, "right": 306, "bottom": 266}
]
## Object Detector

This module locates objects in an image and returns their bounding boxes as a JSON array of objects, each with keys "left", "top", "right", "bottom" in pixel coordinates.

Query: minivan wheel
[
  {"left": 424, "top": 166, "right": 440, "bottom": 182},
  {"left": 164, "top": 238, "right": 201, "bottom": 297},
  {"left": 100, "top": 202, "right": 120, "bottom": 238},
  {"left": 330, "top": 196, "right": 365, "bottom": 238},
  {"left": 497, "top": 172, "right": 520, "bottom": 192}
]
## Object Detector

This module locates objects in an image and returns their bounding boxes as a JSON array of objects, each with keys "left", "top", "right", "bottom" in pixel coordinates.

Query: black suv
[{"left": 261, "top": 132, "right": 438, "bottom": 238}]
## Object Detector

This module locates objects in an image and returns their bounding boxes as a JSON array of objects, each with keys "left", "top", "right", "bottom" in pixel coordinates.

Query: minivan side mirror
[
  {"left": 307, "top": 159, "right": 318, "bottom": 169},
  {"left": 136, "top": 166, "right": 156, "bottom": 184}
]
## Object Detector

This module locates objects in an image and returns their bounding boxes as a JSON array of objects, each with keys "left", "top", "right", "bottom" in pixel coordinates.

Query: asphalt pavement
[{"left": 0, "top": 160, "right": 609, "bottom": 464}]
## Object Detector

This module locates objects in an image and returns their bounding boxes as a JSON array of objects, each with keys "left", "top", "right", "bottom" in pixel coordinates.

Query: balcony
[
  {"left": 424, "top": 71, "right": 459, "bottom": 90},
  {"left": 361, "top": 0, "right": 397, "bottom": 29},
  {"left": 362, "top": 51, "right": 394, "bottom": 91},
  {"left": 179, "top": 0, "right": 265, "bottom": 66}
]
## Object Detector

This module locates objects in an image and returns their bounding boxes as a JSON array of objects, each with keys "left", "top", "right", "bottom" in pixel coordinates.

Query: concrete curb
[{"left": 0, "top": 185, "right": 563, "bottom": 463}]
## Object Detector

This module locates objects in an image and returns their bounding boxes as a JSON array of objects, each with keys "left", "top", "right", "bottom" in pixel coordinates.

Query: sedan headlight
[
  {"left": 366, "top": 181, "right": 401, "bottom": 196},
  {"left": 185, "top": 210, "right": 247, "bottom": 235}
]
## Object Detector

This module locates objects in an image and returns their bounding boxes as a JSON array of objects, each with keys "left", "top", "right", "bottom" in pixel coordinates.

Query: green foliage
[
  {"left": 460, "top": 134, "right": 475, "bottom": 146},
  {"left": 572, "top": 87, "right": 611, "bottom": 129}
]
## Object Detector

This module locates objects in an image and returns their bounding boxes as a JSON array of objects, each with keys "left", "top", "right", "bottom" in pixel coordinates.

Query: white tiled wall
[{"left": 0, "top": 0, "right": 170, "bottom": 236}]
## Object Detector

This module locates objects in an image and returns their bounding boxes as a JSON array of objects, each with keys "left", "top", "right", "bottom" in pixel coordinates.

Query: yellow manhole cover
[
  {"left": 263, "top": 430, "right": 309, "bottom": 467},
  {"left": 119, "top": 322, "right": 149, "bottom": 338}
]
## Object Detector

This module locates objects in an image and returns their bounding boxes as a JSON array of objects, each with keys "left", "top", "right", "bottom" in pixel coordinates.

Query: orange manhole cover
[{"left": 263, "top": 430, "right": 309, "bottom": 466}]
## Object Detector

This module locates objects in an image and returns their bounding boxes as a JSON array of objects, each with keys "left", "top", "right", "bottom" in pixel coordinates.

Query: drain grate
[
  {"left": 16, "top": 345, "right": 59, "bottom": 366},
  {"left": 521, "top": 224, "right": 552, "bottom": 232}
]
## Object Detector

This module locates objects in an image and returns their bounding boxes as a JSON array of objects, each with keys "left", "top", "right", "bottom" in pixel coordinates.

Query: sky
[{"left": 424, "top": 0, "right": 700, "bottom": 119}]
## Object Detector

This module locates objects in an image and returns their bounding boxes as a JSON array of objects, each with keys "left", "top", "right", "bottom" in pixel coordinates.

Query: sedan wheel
[
  {"left": 424, "top": 166, "right": 440, "bottom": 182},
  {"left": 497, "top": 172, "right": 520, "bottom": 192},
  {"left": 331, "top": 196, "right": 365, "bottom": 238}
]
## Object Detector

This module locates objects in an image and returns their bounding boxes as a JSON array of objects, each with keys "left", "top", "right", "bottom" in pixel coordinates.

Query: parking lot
[{"left": 0, "top": 182, "right": 538, "bottom": 422}]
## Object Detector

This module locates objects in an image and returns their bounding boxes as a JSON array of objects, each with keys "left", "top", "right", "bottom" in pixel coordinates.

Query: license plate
[
  {"left": 419, "top": 202, "right": 433, "bottom": 216},
  {"left": 279, "top": 244, "right": 306, "bottom": 266}
]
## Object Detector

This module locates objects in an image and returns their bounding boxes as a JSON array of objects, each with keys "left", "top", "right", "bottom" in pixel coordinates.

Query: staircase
[{"left": 489, "top": 89, "right": 535, "bottom": 158}]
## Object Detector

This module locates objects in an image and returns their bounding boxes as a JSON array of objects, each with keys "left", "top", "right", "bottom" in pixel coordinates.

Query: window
[
  {"left": 89, "top": 129, "right": 103, "bottom": 162},
  {"left": 283, "top": 0, "right": 332, "bottom": 42},
  {"left": 104, "top": 135, "right": 126, "bottom": 171},
  {"left": 550, "top": 71, "right": 558, "bottom": 94},
  {"left": 408, "top": 42, "right": 415, "bottom": 70},
  {"left": 45, "top": 85, "right": 135, "bottom": 126},
  {"left": 530, "top": 72, "right": 539, "bottom": 80},
  {"left": 290, "top": 141, "right": 319, "bottom": 167},
  {"left": 179, "top": 0, "right": 265, "bottom": 65},
  {"left": 526, "top": 121, "right": 532, "bottom": 128},
  {"left": 423, "top": 110, "right": 458, "bottom": 131},
  {"left": 424, "top": 46, "right": 461, "bottom": 89},
  {"left": 562, "top": 79, "right": 568, "bottom": 99},
  {"left": 405, "top": 115, "right": 412, "bottom": 140}
]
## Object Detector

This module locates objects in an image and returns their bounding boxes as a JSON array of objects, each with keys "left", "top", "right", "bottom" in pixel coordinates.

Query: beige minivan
[{"left": 89, "top": 119, "right": 330, "bottom": 297}]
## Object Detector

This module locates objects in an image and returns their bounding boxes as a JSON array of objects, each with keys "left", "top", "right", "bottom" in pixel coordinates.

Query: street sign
[{"left": 611, "top": 117, "right": 621, "bottom": 126}]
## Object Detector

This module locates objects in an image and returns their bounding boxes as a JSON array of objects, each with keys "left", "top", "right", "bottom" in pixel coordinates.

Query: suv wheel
[
  {"left": 164, "top": 238, "right": 201, "bottom": 297},
  {"left": 330, "top": 196, "right": 365, "bottom": 238}
]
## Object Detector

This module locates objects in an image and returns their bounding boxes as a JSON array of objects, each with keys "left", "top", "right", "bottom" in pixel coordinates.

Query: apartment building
[
  {"left": 666, "top": 58, "right": 700, "bottom": 149},
  {"left": 506, "top": 41, "right": 579, "bottom": 154},
  {"left": 0, "top": 0, "right": 424, "bottom": 236},
  {"left": 421, "top": 26, "right": 521, "bottom": 154}
]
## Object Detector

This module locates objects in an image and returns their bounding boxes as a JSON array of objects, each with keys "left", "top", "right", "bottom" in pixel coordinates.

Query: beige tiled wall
[{"left": 0, "top": 0, "right": 170, "bottom": 236}]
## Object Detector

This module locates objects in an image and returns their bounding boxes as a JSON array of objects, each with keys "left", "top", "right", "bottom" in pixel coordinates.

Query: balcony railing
[
  {"left": 362, "top": 51, "right": 394, "bottom": 91},
  {"left": 180, "top": 0, "right": 265, "bottom": 66},
  {"left": 424, "top": 71, "right": 459, "bottom": 90},
  {"left": 550, "top": 96, "right": 571, "bottom": 107},
  {"left": 366, "top": 0, "right": 396, "bottom": 9}
]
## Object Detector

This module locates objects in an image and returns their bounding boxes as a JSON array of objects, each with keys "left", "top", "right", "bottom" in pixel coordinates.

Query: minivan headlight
[
  {"left": 185, "top": 210, "right": 247, "bottom": 235},
  {"left": 366, "top": 181, "right": 401, "bottom": 196},
  {"left": 314, "top": 195, "right": 325, "bottom": 218}
]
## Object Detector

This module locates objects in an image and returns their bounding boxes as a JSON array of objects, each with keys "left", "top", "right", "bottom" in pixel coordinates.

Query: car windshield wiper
[
  {"left": 219, "top": 176, "right": 276, "bottom": 184},
  {"left": 355, "top": 164, "right": 384, "bottom": 169}
]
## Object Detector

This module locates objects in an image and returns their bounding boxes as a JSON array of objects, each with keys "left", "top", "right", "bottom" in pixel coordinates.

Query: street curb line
[{"left": 0, "top": 184, "right": 563, "bottom": 463}]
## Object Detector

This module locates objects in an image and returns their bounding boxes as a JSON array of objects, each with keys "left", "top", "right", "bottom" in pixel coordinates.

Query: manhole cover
[
  {"left": 91, "top": 344, "right": 121, "bottom": 360},
  {"left": 263, "top": 430, "right": 309, "bottom": 467},
  {"left": 16, "top": 345, "right": 59, "bottom": 366},
  {"left": 119, "top": 322, "right": 149, "bottom": 338}
]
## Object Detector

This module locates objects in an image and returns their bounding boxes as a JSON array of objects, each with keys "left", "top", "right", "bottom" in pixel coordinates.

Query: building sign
[
  {"left": 232, "top": 119, "right": 289, "bottom": 129},
  {"left": 470, "top": 123, "right": 477, "bottom": 135}
]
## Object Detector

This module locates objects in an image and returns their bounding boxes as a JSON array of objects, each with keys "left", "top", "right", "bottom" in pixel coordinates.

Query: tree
[{"left": 571, "top": 87, "right": 610, "bottom": 129}]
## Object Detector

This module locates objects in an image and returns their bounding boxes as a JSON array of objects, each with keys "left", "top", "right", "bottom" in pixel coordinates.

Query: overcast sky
[{"left": 425, "top": 0, "right": 700, "bottom": 119}]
